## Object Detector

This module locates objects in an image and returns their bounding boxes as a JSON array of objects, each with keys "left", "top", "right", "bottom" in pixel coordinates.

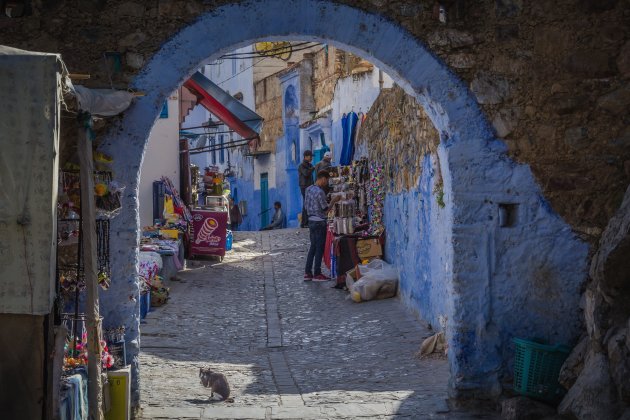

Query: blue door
[{"left": 260, "top": 173, "right": 269, "bottom": 228}]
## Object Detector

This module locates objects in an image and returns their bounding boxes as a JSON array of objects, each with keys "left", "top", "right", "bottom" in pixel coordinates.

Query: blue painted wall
[
  {"left": 229, "top": 71, "right": 304, "bottom": 230},
  {"left": 384, "top": 154, "right": 451, "bottom": 332}
]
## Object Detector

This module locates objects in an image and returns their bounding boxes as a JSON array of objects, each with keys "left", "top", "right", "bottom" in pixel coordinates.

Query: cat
[{"left": 199, "top": 367, "right": 233, "bottom": 402}]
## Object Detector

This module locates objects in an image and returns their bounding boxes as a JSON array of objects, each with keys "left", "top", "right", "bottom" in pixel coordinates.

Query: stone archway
[{"left": 99, "top": 0, "right": 588, "bottom": 403}]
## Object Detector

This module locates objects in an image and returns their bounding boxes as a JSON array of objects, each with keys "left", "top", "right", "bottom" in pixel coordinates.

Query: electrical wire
[
  {"left": 215, "top": 57, "right": 266, "bottom": 86},
  {"left": 212, "top": 42, "right": 323, "bottom": 85},
  {"left": 209, "top": 42, "right": 321, "bottom": 61},
  {"left": 221, "top": 43, "right": 320, "bottom": 60},
  {"left": 220, "top": 41, "right": 314, "bottom": 58}
]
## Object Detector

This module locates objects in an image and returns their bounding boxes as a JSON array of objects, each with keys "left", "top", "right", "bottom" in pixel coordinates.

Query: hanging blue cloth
[
  {"left": 340, "top": 111, "right": 358, "bottom": 165},
  {"left": 319, "top": 132, "right": 330, "bottom": 154}
]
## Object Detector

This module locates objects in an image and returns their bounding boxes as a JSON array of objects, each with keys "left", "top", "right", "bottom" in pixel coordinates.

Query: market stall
[
  {"left": 188, "top": 168, "right": 231, "bottom": 260},
  {"left": 139, "top": 176, "right": 190, "bottom": 315},
  {"left": 322, "top": 158, "right": 388, "bottom": 290},
  {"left": 55, "top": 163, "right": 128, "bottom": 418}
]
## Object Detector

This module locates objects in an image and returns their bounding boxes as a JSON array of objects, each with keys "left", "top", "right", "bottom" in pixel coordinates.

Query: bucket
[
  {"left": 513, "top": 338, "right": 570, "bottom": 403},
  {"left": 225, "top": 230, "right": 233, "bottom": 251}
]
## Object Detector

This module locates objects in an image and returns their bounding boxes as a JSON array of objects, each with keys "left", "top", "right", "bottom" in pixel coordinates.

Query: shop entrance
[
  {"left": 260, "top": 173, "right": 269, "bottom": 227},
  {"left": 99, "top": 0, "right": 587, "bottom": 405}
]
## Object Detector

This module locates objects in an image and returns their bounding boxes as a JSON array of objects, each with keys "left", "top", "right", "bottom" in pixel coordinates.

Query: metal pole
[{"left": 77, "top": 112, "right": 103, "bottom": 420}]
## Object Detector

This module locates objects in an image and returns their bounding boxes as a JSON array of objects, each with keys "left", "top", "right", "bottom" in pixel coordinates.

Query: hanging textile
[
  {"left": 319, "top": 132, "right": 330, "bottom": 155},
  {"left": 323, "top": 227, "right": 334, "bottom": 270},
  {"left": 340, "top": 112, "right": 358, "bottom": 165}
]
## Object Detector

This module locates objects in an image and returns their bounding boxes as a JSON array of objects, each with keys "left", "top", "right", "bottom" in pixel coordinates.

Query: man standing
[
  {"left": 261, "top": 202, "right": 284, "bottom": 230},
  {"left": 298, "top": 150, "right": 314, "bottom": 228},
  {"left": 229, "top": 197, "right": 243, "bottom": 231},
  {"left": 314, "top": 151, "right": 332, "bottom": 175},
  {"left": 304, "top": 170, "right": 341, "bottom": 281}
]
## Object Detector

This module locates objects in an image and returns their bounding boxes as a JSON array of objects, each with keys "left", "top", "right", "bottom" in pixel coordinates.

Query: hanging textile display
[{"left": 340, "top": 112, "right": 358, "bottom": 166}]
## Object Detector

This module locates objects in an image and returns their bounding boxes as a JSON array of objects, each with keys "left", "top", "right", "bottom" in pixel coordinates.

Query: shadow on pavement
[{"left": 139, "top": 230, "right": 498, "bottom": 418}]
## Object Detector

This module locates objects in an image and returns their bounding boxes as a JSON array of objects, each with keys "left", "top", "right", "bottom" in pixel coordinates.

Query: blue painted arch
[{"left": 99, "top": 0, "right": 588, "bottom": 403}]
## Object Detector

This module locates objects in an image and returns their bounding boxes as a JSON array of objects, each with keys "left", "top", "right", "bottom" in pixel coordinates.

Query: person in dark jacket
[
  {"left": 314, "top": 151, "right": 332, "bottom": 175},
  {"left": 298, "top": 150, "right": 314, "bottom": 228}
]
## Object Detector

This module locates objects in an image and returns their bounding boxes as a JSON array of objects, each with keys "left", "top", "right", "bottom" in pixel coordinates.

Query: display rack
[{"left": 55, "top": 171, "right": 112, "bottom": 347}]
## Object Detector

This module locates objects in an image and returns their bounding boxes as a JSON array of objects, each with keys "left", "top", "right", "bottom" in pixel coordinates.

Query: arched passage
[{"left": 99, "top": 0, "right": 588, "bottom": 403}]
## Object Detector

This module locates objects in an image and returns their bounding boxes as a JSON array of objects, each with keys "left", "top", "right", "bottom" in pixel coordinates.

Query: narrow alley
[{"left": 138, "top": 230, "right": 489, "bottom": 419}]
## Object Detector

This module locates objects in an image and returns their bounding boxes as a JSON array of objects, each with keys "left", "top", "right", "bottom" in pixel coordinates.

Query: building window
[
  {"left": 220, "top": 135, "right": 225, "bottom": 163},
  {"left": 211, "top": 138, "right": 216, "bottom": 164}
]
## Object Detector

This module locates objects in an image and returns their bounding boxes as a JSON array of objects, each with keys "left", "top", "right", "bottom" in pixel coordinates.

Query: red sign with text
[{"left": 189, "top": 209, "right": 227, "bottom": 257}]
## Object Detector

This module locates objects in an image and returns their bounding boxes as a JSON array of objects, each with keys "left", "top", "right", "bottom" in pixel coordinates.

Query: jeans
[
  {"left": 305, "top": 220, "right": 327, "bottom": 275},
  {"left": 300, "top": 187, "right": 309, "bottom": 227}
]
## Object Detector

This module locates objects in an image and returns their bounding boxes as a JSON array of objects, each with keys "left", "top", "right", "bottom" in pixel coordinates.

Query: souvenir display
[
  {"left": 328, "top": 157, "right": 372, "bottom": 236},
  {"left": 367, "top": 162, "right": 385, "bottom": 236},
  {"left": 324, "top": 158, "right": 385, "bottom": 289}
]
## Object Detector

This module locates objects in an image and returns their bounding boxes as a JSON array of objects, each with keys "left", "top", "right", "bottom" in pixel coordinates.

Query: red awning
[{"left": 183, "top": 72, "right": 263, "bottom": 148}]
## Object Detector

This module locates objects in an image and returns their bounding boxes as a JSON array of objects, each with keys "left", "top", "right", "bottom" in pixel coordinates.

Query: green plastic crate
[{"left": 513, "top": 338, "right": 570, "bottom": 403}]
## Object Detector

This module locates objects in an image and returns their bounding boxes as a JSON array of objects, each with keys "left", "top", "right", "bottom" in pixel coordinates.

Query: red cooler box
[{"left": 189, "top": 208, "right": 228, "bottom": 259}]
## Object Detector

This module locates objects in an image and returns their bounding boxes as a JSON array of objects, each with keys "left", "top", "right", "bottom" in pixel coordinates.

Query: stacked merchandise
[
  {"left": 190, "top": 164, "right": 200, "bottom": 206},
  {"left": 160, "top": 175, "right": 192, "bottom": 228},
  {"left": 201, "top": 166, "right": 227, "bottom": 198},
  {"left": 328, "top": 158, "right": 370, "bottom": 235},
  {"left": 139, "top": 176, "right": 191, "bottom": 315},
  {"left": 324, "top": 158, "right": 385, "bottom": 289},
  {"left": 137, "top": 249, "right": 164, "bottom": 318}
]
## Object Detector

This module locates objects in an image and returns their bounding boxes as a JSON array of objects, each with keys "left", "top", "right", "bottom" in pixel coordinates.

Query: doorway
[{"left": 260, "top": 172, "right": 269, "bottom": 228}]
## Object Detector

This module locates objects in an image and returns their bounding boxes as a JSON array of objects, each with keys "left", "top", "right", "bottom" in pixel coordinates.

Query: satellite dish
[{"left": 254, "top": 41, "right": 293, "bottom": 61}]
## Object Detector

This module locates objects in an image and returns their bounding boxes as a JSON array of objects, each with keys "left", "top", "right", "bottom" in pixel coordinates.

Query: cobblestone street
[{"left": 139, "top": 229, "right": 496, "bottom": 419}]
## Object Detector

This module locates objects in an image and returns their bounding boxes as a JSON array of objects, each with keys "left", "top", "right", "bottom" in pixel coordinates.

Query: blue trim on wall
[{"left": 159, "top": 101, "right": 168, "bottom": 118}]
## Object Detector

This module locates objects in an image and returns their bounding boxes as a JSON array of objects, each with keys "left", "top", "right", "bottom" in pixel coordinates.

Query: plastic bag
[{"left": 348, "top": 259, "right": 398, "bottom": 302}]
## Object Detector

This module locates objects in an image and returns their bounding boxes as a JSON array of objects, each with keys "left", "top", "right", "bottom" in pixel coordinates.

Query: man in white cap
[{"left": 314, "top": 151, "right": 332, "bottom": 175}]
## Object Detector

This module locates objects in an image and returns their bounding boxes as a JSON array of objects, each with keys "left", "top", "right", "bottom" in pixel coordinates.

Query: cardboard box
[{"left": 356, "top": 238, "right": 382, "bottom": 259}]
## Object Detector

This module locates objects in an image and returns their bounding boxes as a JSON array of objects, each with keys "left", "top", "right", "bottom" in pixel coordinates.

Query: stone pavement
[{"left": 138, "top": 229, "right": 497, "bottom": 419}]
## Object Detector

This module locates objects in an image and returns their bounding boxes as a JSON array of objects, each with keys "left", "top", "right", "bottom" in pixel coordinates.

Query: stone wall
[
  {"left": 312, "top": 45, "right": 337, "bottom": 111},
  {"left": 254, "top": 75, "right": 283, "bottom": 151},
  {"left": 558, "top": 184, "right": 630, "bottom": 419},
  {"left": 312, "top": 45, "right": 364, "bottom": 112},
  {"left": 356, "top": 85, "right": 440, "bottom": 193},
  {"left": 3, "top": 0, "right": 627, "bottom": 240}
]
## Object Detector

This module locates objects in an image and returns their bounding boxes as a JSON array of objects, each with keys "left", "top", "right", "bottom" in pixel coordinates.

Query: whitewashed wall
[{"left": 138, "top": 94, "right": 180, "bottom": 227}]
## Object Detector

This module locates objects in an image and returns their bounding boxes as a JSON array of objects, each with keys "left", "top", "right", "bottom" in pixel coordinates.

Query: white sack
[{"left": 73, "top": 84, "right": 134, "bottom": 116}]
